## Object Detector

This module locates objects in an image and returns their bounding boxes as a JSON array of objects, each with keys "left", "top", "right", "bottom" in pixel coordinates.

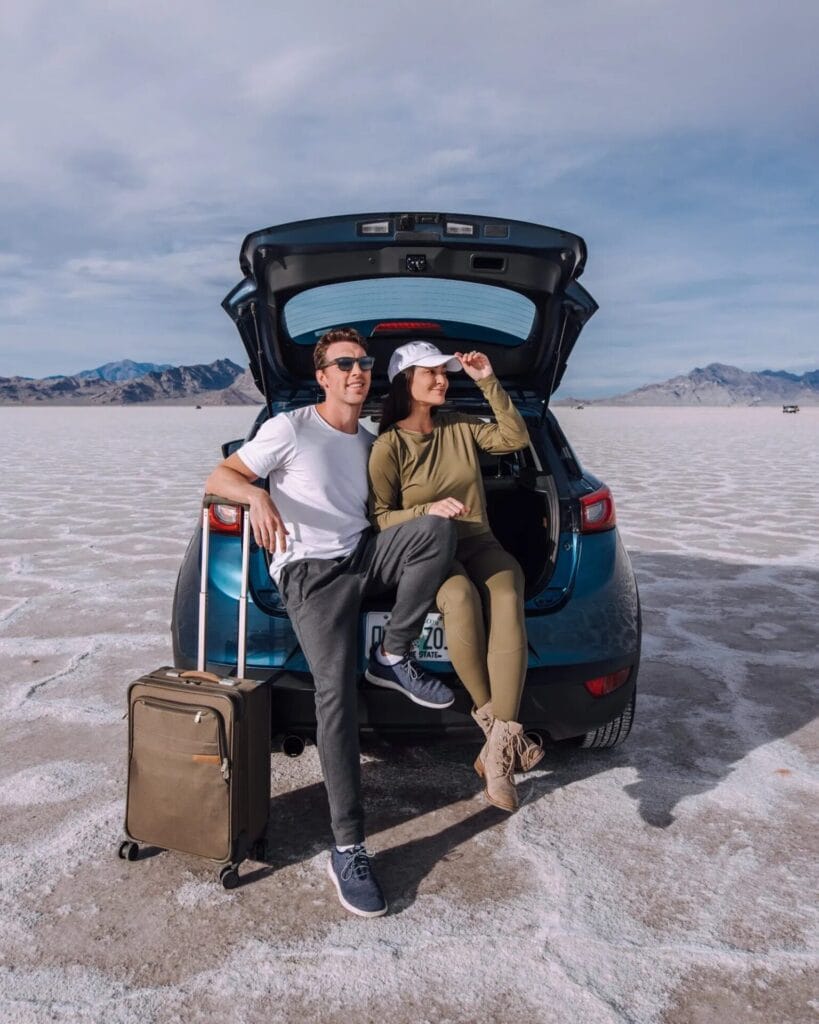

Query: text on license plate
[{"left": 365, "top": 612, "right": 449, "bottom": 662}]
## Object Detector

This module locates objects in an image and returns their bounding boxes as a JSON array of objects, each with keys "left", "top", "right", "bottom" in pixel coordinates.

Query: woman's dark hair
[
  {"left": 378, "top": 369, "right": 413, "bottom": 434},
  {"left": 378, "top": 365, "right": 443, "bottom": 434}
]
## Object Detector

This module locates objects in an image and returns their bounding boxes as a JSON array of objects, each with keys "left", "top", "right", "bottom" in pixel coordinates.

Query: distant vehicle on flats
[{"left": 172, "top": 213, "right": 641, "bottom": 751}]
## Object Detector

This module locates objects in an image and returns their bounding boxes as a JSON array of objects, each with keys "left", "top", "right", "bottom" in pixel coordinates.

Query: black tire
[
  {"left": 579, "top": 691, "right": 635, "bottom": 749},
  {"left": 118, "top": 840, "right": 139, "bottom": 861},
  {"left": 220, "top": 866, "right": 240, "bottom": 890}
]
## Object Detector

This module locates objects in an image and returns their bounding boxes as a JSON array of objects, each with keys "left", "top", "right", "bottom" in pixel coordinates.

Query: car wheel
[{"left": 578, "top": 691, "right": 635, "bottom": 749}]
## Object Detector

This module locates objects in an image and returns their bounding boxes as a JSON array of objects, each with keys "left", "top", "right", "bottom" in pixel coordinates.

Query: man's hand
[
  {"left": 454, "top": 350, "right": 493, "bottom": 381},
  {"left": 205, "top": 453, "right": 290, "bottom": 554},
  {"left": 427, "top": 497, "right": 470, "bottom": 519},
  {"left": 249, "top": 491, "right": 289, "bottom": 553}
]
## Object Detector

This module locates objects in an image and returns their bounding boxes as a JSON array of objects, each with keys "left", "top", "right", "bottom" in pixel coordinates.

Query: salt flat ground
[{"left": 0, "top": 406, "right": 816, "bottom": 1024}]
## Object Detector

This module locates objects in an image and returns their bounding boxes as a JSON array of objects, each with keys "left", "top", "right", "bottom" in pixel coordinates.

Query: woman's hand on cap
[{"left": 455, "top": 351, "right": 493, "bottom": 381}]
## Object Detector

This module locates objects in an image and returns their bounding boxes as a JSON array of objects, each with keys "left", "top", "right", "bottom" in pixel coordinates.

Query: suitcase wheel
[
  {"left": 219, "top": 865, "right": 240, "bottom": 890},
  {"left": 118, "top": 840, "right": 139, "bottom": 862}
]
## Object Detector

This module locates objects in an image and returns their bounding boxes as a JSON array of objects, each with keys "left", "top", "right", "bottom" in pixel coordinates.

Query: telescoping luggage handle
[{"left": 194, "top": 496, "right": 251, "bottom": 680}]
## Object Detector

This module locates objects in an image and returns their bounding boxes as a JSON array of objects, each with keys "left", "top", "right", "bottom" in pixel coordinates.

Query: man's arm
[{"left": 205, "top": 452, "right": 289, "bottom": 553}]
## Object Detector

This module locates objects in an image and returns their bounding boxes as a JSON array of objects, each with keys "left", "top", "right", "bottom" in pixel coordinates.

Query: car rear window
[{"left": 282, "top": 278, "right": 536, "bottom": 347}]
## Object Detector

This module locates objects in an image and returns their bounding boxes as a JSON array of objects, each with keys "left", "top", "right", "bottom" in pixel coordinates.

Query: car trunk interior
[{"left": 481, "top": 453, "right": 560, "bottom": 599}]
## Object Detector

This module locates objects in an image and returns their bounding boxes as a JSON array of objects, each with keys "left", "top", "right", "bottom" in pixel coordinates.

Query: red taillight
[
  {"left": 208, "top": 504, "right": 242, "bottom": 535},
  {"left": 372, "top": 321, "right": 443, "bottom": 333},
  {"left": 579, "top": 485, "right": 616, "bottom": 533},
  {"left": 584, "top": 668, "right": 631, "bottom": 697}
]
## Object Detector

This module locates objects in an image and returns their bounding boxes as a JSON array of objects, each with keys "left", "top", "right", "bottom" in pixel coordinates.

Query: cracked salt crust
[{"left": 0, "top": 406, "right": 816, "bottom": 1024}]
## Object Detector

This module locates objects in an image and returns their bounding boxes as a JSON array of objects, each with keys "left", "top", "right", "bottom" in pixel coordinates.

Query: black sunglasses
[{"left": 319, "top": 356, "right": 375, "bottom": 372}]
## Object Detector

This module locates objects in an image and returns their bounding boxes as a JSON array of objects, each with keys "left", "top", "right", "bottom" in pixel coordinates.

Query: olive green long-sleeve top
[{"left": 368, "top": 375, "right": 529, "bottom": 539}]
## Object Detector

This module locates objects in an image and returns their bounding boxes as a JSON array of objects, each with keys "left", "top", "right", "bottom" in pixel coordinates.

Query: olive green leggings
[{"left": 435, "top": 532, "right": 527, "bottom": 722}]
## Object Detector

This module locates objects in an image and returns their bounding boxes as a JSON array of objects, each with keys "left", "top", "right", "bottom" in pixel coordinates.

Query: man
[{"left": 204, "top": 327, "right": 456, "bottom": 917}]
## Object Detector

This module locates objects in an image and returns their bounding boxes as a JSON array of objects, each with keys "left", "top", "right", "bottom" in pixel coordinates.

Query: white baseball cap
[{"left": 387, "top": 341, "right": 462, "bottom": 383}]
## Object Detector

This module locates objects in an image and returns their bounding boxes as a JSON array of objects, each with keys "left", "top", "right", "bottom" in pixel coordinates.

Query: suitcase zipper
[{"left": 136, "top": 698, "right": 231, "bottom": 781}]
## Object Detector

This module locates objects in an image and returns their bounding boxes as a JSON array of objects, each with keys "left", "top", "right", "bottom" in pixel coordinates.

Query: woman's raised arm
[{"left": 466, "top": 376, "right": 529, "bottom": 454}]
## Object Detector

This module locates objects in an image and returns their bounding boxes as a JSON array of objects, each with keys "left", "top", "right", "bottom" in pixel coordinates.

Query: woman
[{"left": 368, "top": 341, "right": 544, "bottom": 812}]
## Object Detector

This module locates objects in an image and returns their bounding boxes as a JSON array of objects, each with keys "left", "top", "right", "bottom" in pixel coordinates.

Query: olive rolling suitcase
[{"left": 119, "top": 498, "right": 271, "bottom": 889}]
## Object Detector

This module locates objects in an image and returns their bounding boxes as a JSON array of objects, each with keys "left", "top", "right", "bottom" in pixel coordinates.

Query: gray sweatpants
[{"left": 277, "top": 515, "right": 457, "bottom": 846}]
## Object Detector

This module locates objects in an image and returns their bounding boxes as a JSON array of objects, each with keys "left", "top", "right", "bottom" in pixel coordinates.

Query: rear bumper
[{"left": 173, "top": 654, "right": 638, "bottom": 743}]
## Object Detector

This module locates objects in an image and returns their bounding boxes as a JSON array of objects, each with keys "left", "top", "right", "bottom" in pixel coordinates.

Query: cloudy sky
[{"left": 1, "top": 0, "right": 817, "bottom": 396}]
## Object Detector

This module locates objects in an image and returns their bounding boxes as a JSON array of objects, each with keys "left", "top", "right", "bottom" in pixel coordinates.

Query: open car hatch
[{"left": 222, "top": 212, "right": 597, "bottom": 408}]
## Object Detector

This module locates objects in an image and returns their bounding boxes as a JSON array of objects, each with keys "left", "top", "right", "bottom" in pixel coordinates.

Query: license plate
[{"left": 365, "top": 612, "right": 449, "bottom": 662}]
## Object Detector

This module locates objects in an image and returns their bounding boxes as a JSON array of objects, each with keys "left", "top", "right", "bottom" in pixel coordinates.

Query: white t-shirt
[{"left": 237, "top": 405, "right": 374, "bottom": 583}]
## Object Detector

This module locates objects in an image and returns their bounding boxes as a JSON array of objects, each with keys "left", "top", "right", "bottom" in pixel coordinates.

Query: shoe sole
[
  {"left": 482, "top": 788, "right": 518, "bottom": 812},
  {"left": 364, "top": 669, "right": 455, "bottom": 709},
  {"left": 326, "top": 859, "right": 388, "bottom": 918}
]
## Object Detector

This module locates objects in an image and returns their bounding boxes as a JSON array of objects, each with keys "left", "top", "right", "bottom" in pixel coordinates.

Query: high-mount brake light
[
  {"left": 579, "top": 485, "right": 616, "bottom": 533},
  {"left": 359, "top": 220, "right": 391, "bottom": 235},
  {"left": 445, "top": 221, "right": 475, "bottom": 236},
  {"left": 584, "top": 668, "right": 631, "bottom": 698},
  {"left": 373, "top": 320, "right": 443, "bottom": 334},
  {"left": 208, "top": 504, "right": 242, "bottom": 536}
]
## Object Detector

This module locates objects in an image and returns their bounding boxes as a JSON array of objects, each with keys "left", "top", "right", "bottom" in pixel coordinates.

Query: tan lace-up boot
[
  {"left": 475, "top": 718, "right": 522, "bottom": 812},
  {"left": 472, "top": 702, "right": 544, "bottom": 775}
]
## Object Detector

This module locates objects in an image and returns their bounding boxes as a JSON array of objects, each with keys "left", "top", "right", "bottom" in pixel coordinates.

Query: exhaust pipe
[{"left": 281, "top": 734, "right": 305, "bottom": 758}]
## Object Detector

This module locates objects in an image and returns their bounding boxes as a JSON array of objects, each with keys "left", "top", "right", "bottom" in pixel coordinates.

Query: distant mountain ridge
[
  {"left": 561, "top": 363, "right": 819, "bottom": 406},
  {"left": 76, "top": 359, "right": 175, "bottom": 382},
  {"left": 41, "top": 359, "right": 173, "bottom": 382},
  {"left": 0, "top": 359, "right": 262, "bottom": 405}
]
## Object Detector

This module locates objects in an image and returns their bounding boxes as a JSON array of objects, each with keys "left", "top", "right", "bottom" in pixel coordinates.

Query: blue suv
[{"left": 171, "top": 213, "right": 640, "bottom": 750}]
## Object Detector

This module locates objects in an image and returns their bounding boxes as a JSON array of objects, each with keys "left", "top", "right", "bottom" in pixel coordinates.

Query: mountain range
[
  {"left": 73, "top": 359, "right": 175, "bottom": 382},
  {"left": 558, "top": 363, "right": 819, "bottom": 406},
  {"left": 1, "top": 359, "right": 817, "bottom": 406},
  {"left": 0, "top": 359, "right": 262, "bottom": 405}
]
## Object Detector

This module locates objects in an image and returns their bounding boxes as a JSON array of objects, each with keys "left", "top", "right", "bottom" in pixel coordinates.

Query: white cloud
[{"left": 242, "top": 46, "right": 337, "bottom": 105}]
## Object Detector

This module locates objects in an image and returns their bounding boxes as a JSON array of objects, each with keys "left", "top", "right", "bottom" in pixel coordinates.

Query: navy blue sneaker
[
  {"left": 327, "top": 845, "right": 388, "bottom": 918},
  {"left": 365, "top": 644, "right": 455, "bottom": 709}
]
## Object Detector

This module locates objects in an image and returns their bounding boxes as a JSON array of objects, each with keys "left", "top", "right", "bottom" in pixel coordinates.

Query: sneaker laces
[
  {"left": 340, "top": 845, "right": 373, "bottom": 882},
  {"left": 400, "top": 657, "right": 422, "bottom": 679}
]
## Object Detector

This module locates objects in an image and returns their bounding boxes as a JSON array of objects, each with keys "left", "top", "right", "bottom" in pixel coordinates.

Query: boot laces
[
  {"left": 509, "top": 729, "right": 541, "bottom": 773},
  {"left": 497, "top": 729, "right": 518, "bottom": 777},
  {"left": 515, "top": 730, "right": 542, "bottom": 762}
]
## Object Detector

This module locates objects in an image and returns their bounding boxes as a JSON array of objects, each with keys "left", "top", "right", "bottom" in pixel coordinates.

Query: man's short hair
[{"left": 313, "top": 327, "right": 368, "bottom": 371}]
